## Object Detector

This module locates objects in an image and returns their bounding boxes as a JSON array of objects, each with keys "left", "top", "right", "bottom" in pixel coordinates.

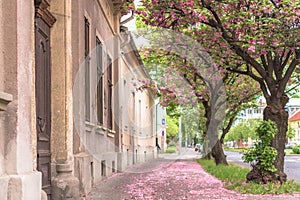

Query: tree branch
[
  {"left": 220, "top": 115, "right": 236, "bottom": 143},
  {"left": 260, "top": 55, "right": 268, "bottom": 71},
  {"left": 281, "top": 50, "right": 292, "bottom": 68},
  {"left": 279, "top": 58, "right": 300, "bottom": 94},
  {"left": 202, "top": 5, "right": 267, "bottom": 78},
  {"left": 266, "top": 51, "right": 274, "bottom": 77}
]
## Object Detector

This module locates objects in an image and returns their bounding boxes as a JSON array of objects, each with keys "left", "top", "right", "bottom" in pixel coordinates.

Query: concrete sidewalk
[
  {"left": 82, "top": 158, "right": 300, "bottom": 200},
  {"left": 157, "top": 147, "right": 202, "bottom": 160}
]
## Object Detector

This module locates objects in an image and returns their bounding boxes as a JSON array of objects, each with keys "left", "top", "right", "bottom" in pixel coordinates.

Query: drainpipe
[{"left": 132, "top": 93, "right": 135, "bottom": 164}]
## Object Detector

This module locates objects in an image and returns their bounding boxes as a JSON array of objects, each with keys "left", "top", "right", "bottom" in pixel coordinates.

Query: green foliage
[
  {"left": 292, "top": 146, "right": 300, "bottom": 154},
  {"left": 168, "top": 141, "right": 177, "bottom": 147},
  {"left": 225, "top": 119, "right": 261, "bottom": 142},
  {"left": 166, "top": 115, "right": 178, "bottom": 140},
  {"left": 165, "top": 146, "right": 177, "bottom": 154},
  {"left": 225, "top": 123, "right": 250, "bottom": 142},
  {"left": 166, "top": 102, "right": 181, "bottom": 118},
  {"left": 287, "top": 124, "right": 295, "bottom": 139},
  {"left": 242, "top": 120, "right": 278, "bottom": 173},
  {"left": 181, "top": 104, "right": 205, "bottom": 145},
  {"left": 223, "top": 147, "right": 247, "bottom": 153},
  {"left": 198, "top": 159, "right": 300, "bottom": 194},
  {"left": 285, "top": 149, "right": 293, "bottom": 155}
]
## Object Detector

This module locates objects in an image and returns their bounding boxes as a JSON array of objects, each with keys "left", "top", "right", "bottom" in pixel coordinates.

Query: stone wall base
[
  {"left": 0, "top": 171, "right": 41, "bottom": 200},
  {"left": 52, "top": 163, "right": 80, "bottom": 200},
  {"left": 74, "top": 153, "right": 93, "bottom": 195},
  {"left": 74, "top": 152, "right": 118, "bottom": 196},
  {"left": 117, "top": 147, "right": 156, "bottom": 172}
]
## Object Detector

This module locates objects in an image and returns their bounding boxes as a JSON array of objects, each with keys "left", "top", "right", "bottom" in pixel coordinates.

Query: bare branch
[
  {"left": 260, "top": 55, "right": 268, "bottom": 71},
  {"left": 281, "top": 50, "right": 292, "bottom": 68},
  {"left": 266, "top": 51, "right": 274, "bottom": 77},
  {"left": 279, "top": 58, "right": 300, "bottom": 94}
]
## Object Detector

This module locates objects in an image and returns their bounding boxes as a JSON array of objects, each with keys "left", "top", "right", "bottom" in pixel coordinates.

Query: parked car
[
  {"left": 195, "top": 144, "right": 201, "bottom": 152},
  {"left": 285, "top": 142, "right": 298, "bottom": 149}
]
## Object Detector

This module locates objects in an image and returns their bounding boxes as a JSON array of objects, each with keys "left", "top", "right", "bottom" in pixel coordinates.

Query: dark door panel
[{"left": 35, "top": 17, "right": 51, "bottom": 200}]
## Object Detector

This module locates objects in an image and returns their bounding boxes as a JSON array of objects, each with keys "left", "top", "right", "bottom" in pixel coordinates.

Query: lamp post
[{"left": 178, "top": 116, "right": 182, "bottom": 153}]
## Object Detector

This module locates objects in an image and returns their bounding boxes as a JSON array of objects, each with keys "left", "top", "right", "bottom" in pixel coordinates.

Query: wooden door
[{"left": 35, "top": 17, "right": 52, "bottom": 199}]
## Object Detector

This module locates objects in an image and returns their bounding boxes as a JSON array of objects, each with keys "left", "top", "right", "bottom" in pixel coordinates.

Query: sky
[{"left": 121, "top": 0, "right": 139, "bottom": 31}]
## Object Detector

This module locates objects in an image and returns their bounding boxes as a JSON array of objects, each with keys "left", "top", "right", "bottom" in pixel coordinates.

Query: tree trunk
[
  {"left": 262, "top": 95, "right": 288, "bottom": 182},
  {"left": 212, "top": 139, "right": 228, "bottom": 165},
  {"left": 246, "top": 94, "right": 288, "bottom": 183},
  {"left": 202, "top": 152, "right": 212, "bottom": 160},
  {"left": 202, "top": 100, "right": 228, "bottom": 165}
]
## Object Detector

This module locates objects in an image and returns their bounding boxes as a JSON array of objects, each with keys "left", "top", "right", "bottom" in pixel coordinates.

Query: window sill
[
  {"left": 108, "top": 129, "right": 115, "bottom": 138},
  {"left": 0, "top": 91, "right": 13, "bottom": 111},
  {"left": 108, "top": 129, "right": 116, "bottom": 134},
  {"left": 85, "top": 121, "right": 95, "bottom": 132},
  {"left": 96, "top": 125, "right": 105, "bottom": 135}
]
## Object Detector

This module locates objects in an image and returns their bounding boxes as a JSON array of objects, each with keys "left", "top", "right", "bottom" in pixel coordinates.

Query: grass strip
[{"left": 197, "top": 159, "right": 300, "bottom": 194}]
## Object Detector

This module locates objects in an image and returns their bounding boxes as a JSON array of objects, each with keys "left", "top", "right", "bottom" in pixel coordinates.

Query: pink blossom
[
  {"left": 261, "top": 49, "right": 267, "bottom": 55},
  {"left": 248, "top": 45, "right": 256, "bottom": 53},
  {"left": 151, "top": 0, "right": 158, "bottom": 4}
]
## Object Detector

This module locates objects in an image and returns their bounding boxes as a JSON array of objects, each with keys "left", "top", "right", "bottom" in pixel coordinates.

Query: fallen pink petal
[{"left": 83, "top": 159, "right": 300, "bottom": 200}]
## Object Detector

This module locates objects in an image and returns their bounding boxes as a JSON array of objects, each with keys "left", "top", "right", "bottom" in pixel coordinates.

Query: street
[{"left": 225, "top": 151, "right": 300, "bottom": 183}]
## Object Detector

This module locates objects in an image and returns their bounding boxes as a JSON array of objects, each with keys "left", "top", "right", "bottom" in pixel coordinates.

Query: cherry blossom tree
[
  {"left": 137, "top": 0, "right": 300, "bottom": 182},
  {"left": 136, "top": 47, "right": 259, "bottom": 165}
]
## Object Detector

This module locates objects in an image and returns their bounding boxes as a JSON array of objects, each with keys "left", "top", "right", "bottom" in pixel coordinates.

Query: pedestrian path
[
  {"left": 158, "top": 147, "right": 202, "bottom": 160},
  {"left": 83, "top": 158, "right": 300, "bottom": 200}
]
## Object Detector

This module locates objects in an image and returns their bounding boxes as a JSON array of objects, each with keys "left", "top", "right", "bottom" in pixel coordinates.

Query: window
[
  {"left": 112, "top": 161, "right": 115, "bottom": 173},
  {"left": 101, "top": 160, "right": 106, "bottom": 177},
  {"left": 107, "top": 56, "right": 113, "bottom": 130},
  {"left": 84, "top": 17, "right": 90, "bottom": 121},
  {"left": 96, "top": 37, "right": 103, "bottom": 125}
]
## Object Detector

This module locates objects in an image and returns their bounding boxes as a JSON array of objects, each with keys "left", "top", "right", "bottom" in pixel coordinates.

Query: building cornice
[{"left": 34, "top": 0, "right": 56, "bottom": 27}]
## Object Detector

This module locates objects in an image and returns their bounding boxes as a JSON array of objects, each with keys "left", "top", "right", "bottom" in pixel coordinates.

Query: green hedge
[
  {"left": 168, "top": 141, "right": 177, "bottom": 147},
  {"left": 165, "top": 146, "right": 177, "bottom": 154},
  {"left": 292, "top": 146, "right": 300, "bottom": 154}
]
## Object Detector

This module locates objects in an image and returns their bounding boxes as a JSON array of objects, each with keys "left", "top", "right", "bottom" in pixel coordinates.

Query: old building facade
[
  {"left": 0, "top": 0, "right": 158, "bottom": 199},
  {"left": 117, "top": 27, "right": 157, "bottom": 171},
  {"left": 71, "top": 0, "right": 124, "bottom": 195},
  {"left": 0, "top": 1, "right": 41, "bottom": 199}
]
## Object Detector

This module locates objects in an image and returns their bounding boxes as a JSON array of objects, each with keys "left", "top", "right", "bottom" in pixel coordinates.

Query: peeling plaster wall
[
  {"left": 0, "top": 0, "right": 5, "bottom": 175},
  {"left": 72, "top": 0, "right": 122, "bottom": 195},
  {"left": 0, "top": 0, "right": 42, "bottom": 199}
]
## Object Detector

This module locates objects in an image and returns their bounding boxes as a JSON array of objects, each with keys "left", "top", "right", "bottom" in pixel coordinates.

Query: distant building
[
  {"left": 156, "top": 102, "right": 167, "bottom": 151},
  {"left": 285, "top": 98, "right": 300, "bottom": 116},
  {"left": 234, "top": 100, "right": 265, "bottom": 125},
  {"left": 288, "top": 110, "right": 300, "bottom": 144},
  {"left": 236, "top": 98, "right": 300, "bottom": 123},
  {"left": 117, "top": 27, "right": 157, "bottom": 172},
  {"left": 234, "top": 98, "right": 300, "bottom": 146}
]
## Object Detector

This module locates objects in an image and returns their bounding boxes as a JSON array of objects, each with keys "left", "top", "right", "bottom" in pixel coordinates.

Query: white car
[{"left": 285, "top": 142, "right": 298, "bottom": 149}]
